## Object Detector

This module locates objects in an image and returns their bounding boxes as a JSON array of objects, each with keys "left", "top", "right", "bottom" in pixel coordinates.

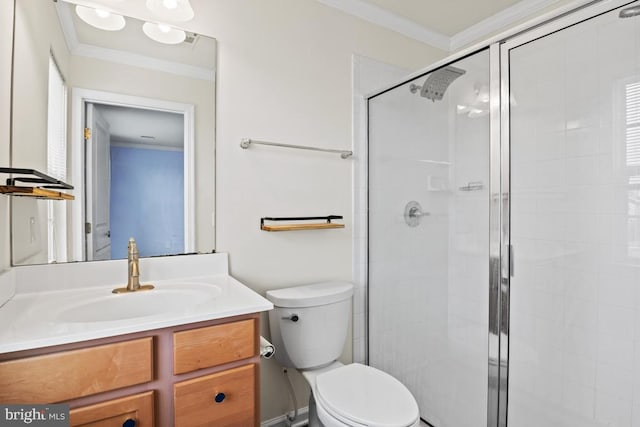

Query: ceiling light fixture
[
  {"left": 142, "top": 22, "right": 186, "bottom": 44},
  {"left": 146, "top": 0, "right": 194, "bottom": 22},
  {"left": 75, "top": 5, "right": 126, "bottom": 31}
]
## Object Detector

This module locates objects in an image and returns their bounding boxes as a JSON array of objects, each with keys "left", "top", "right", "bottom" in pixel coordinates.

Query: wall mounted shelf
[
  {"left": 260, "top": 216, "right": 345, "bottom": 232},
  {"left": 0, "top": 186, "right": 74, "bottom": 200},
  {"left": 0, "top": 168, "right": 74, "bottom": 200}
]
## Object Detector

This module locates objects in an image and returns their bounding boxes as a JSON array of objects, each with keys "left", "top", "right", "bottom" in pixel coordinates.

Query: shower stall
[{"left": 366, "top": 1, "right": 640, "bottom": 426}]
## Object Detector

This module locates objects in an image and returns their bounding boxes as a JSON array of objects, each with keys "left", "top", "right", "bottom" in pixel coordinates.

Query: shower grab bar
[
  {"left": 240, "top": 138, "right": 353, "bottom": 159},
  {"left": 459, "top": 181, "right": 484, "bottom": 191}
]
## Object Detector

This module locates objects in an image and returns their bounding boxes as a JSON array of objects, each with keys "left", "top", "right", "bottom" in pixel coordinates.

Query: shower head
[
  {"left": 620, "top": 5, "right": 640, "bottom": 18},
  {"left": 409, "top": 66, "right": 466, "bottom": 102}
]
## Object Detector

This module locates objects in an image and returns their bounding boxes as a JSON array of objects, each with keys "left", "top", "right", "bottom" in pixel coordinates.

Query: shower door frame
[{"left": 364, "top": 1, "right": 639, "bottom": 426}]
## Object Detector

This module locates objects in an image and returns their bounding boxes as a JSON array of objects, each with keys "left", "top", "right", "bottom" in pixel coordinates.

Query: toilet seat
[{"left": 314, "top": 363, "right": 419, "bottom": 427}]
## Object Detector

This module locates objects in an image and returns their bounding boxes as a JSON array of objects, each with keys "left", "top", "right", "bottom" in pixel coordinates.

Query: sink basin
[{"left": 57, "top": 283, "right": 221, "bottom": 323}]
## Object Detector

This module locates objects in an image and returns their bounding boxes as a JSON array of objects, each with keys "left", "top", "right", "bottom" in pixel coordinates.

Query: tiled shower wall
[
  {"left": 366, "top": 50, "right": 490, "bottom": 427},
  {"left": 508, "top": 8, "right": 640, "bottom": 427}
]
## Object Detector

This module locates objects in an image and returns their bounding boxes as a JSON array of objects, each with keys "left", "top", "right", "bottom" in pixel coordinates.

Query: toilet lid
[{"left": 315, "top": 363, "right": 419, "bottom": 427}]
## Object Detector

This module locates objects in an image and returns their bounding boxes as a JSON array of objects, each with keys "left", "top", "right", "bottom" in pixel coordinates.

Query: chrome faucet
[{"left": 112, "top": 238, "right": 155, "bottom": 293}]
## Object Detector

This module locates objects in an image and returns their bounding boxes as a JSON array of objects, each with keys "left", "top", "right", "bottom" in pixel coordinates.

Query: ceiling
[
  {"left": 62, "top": 0, "right": 569, "bottom": 52},
  {"left": 95, "top": 105, "right": 184, "bottom": 149},
  {"left": 315, "top": 0, "right": 567, "bottom": 50},
  {"left": 359, "top": 0, "right": 525, "bottom": 36}
]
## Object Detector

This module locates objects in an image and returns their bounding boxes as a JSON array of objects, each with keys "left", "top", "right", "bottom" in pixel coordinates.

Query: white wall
[
  {"left": 0, "top": 1, "right": 13, "bottom": 279},
  {"left": 186, "top": 1, "right": 446, "bottom": 421},
  {"left": 10, "top": 0, "right": 71, "bottom": 264}
]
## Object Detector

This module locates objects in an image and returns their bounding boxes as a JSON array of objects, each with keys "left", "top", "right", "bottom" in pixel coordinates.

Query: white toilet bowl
[{"left": 303, "top": 362, "right": 420, "bottom": 427}]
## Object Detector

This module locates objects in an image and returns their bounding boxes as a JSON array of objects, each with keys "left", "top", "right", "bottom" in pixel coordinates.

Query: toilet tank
[{"left": 266, "top": 281, "right": 353, "bottom": 370}]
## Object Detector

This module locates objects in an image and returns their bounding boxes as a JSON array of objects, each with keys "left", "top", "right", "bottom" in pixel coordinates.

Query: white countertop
[{"left": 0, "top": 254, "right": 273, "bottom": 353}]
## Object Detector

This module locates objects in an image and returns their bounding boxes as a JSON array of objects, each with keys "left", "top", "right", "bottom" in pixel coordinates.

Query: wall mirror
[{"left": 10, "top": 0, "right": 216, "bottom": 265}]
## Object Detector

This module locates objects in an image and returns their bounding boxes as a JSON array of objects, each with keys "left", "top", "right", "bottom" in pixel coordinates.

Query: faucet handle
[{"left": 128, "top": 237, "right": 138, "bottom": 255}]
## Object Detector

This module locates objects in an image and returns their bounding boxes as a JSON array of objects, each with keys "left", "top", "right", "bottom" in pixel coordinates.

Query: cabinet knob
[
  {"left": 122, "top": 419, "right": 136, "bottom": 427},
  {"left": 214, "top": 392, "right": 226, "bottom": 403}
]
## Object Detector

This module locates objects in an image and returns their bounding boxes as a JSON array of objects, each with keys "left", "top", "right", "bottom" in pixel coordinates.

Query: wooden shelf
[
  {"left": 261, "top": 223, "right": 345, "bottom": 232},
  {"left": 0, "top": 186, "right": 74, "bottom": 200},
  {"left": 0, "top": 168, "right": 74, "bottom": 200},
  {"left": 260, "top": 215, "right": 344, "bottom": 232}
]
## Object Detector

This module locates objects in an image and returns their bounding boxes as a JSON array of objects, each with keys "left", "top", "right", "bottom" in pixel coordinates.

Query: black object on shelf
[
  {"left": 260, "top": 215, "right": 344, "bottom": 231},
  {"left": 0, "top": 167, "right": 75, "bottom": 200},
  {"left": 0, "top": 167, "right": 73, "bottom": 189}
]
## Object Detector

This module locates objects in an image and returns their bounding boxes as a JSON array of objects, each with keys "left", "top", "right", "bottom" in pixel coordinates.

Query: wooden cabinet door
[
  {"left": 0, "top": 338, "right": 153, "bottom": 404},
  {"left": 69, "top": 391, "right": 154, "bottom": 427},
  {"left": 174, "top": 364, "right": 255, "bottom": 427},
  {"left": 173, "top": 319, "right": 256, "bottom": 374}
]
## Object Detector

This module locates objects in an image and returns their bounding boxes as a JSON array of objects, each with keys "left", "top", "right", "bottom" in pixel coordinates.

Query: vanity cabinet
[
  {"left": 0, "top": 313, "right": 261, "bottom": 427},
  {"left": 174, "top": 364, "right": 255, "bottom": 426},
  {"left": 0, "top": 338, "right": 153, "bottom": 404},
  {"left": 69, "top": 391, "right": 155, "bottom": 427}
]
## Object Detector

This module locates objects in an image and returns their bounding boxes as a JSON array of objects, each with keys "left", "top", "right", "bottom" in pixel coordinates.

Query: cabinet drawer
[
  {"left": 174, "top": 364, "right": 255, "bottom": 427},
  {"left": 0, "top": 338, "right": 153, "bottom": 403},
  {"left": 173, "top": 319, "right": 255, "bottom": 374},
  {"left": 69, "top": 391, "right": 154, "bottom": 427}
]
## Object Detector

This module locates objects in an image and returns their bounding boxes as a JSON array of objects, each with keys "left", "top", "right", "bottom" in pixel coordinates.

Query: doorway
[{"left": 71, "top": 89, "right": 195, "bottom": 261}]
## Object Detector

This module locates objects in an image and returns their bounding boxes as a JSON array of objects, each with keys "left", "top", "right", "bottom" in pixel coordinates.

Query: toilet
[{"left": 267, "top": 281, "right": 420, "bottom": 427}]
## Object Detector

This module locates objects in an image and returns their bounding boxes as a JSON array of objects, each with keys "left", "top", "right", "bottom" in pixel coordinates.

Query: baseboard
[{"left": 261, "top": 406, "right": 309, "bottom": 427}]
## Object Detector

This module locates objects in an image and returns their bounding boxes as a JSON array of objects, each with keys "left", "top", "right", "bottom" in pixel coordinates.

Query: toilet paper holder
[{"left": 260, "top": 336, "right": 275, "bottom": 359}]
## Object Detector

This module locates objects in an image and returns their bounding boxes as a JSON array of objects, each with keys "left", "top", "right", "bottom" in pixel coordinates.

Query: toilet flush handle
[{"left": 282, "top": 314, "right": 299, "bottom": 322}]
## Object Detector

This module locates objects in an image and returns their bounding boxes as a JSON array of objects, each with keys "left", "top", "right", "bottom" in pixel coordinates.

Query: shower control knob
[
  {"left": 404, "top": 201, "right": 429, "bottom": 227},
  {"left": 282, "top": 314, "right": 299, "bottom": 322}
]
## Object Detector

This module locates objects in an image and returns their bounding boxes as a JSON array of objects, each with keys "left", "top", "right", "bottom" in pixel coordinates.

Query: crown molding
[
  {"left": 450, "top": 0, "right": 561, "bottom": 51},
  {"left": 54, "top": 1, "right": 214, "bottom": 81},
  {"left": 55, "top": 0, "right": 81, "bottom": 52},
  {"left": 316, "top": 0, "right": 562, "bottom": 52},
  {"left": 315, "top": 0, "right": 450, "bottom": 51},
  {"left": 111, "top": 139, "right": 184, "bottom": 151},
  {"left": 72, "top": 43, "right": 215, "bottom": 81}
]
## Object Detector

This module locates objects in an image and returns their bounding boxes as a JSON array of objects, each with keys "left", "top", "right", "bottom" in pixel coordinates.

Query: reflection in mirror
[{"left": 11, "top": 0, "right": 216, "bottom": 265}]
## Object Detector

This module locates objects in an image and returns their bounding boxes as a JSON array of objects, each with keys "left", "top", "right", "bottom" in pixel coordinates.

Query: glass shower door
[
  {"left": 368, "top": 49, "right": 491, "bottom": 427},
  {"left": 507, "top": 2, "right": 640, "bottom": 426}
]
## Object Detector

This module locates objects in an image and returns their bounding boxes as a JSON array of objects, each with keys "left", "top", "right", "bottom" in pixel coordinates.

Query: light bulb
[
  {"left": 162, "top": 0, "right": 178, "bottom": 9},
  {"left": 142, "top": 21, "right": 186, "bottom": 44},
  {"left": 146, "top": 0, "right": 194, "bottom": 22},
  {"left": 75, "top": 5, "right": 125, "bottom": 31},
  {"left": 95, "top": 9, "right": 111, "bottom": 18}
]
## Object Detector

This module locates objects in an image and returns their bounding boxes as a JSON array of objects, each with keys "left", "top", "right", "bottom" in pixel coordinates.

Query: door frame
[
  {"left": 70, "top": 88, "right": 195, "bottom": 261},
  {"left": 84, "top": 102, "right": 112, "bottom": 261}
]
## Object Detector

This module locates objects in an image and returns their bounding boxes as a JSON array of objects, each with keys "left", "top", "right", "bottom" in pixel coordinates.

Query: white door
[{"left": 85, "top": 103, "right": 111, "bottom": 261}]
